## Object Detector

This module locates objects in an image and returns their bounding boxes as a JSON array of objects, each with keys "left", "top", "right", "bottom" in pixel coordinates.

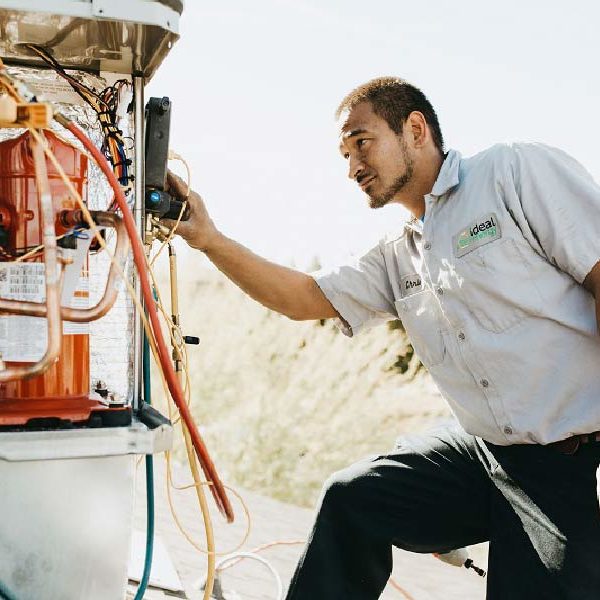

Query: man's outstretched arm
[{"left": 162, "top": 172, "right": 338, "bottom": 322}]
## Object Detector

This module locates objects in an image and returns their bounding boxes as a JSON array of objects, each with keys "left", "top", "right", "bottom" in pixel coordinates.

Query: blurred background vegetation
[{"left": 152, "top": 269, "right": 451, "bottom": 507}]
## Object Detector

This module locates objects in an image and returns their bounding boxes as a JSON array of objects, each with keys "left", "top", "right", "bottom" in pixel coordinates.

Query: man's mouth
[{"left": 358, "top": 175, "right": 376, "bottom": 190}]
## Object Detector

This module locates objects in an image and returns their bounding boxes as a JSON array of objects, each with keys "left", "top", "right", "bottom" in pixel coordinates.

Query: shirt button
[
  {"left": 436, "top": 287, "right": 444, "bottom": 296},
  {"left": 458, "top": 332, "right": 466, "bottom": 341},
  {"left": 480, "top": 378, "right": 489, "bottom": 388},
  {"left": 503, "top": 426, "right": 513, "bottom": 436},
  {"left": 423, "top": 241, "right": 431, "bottom": 250}
]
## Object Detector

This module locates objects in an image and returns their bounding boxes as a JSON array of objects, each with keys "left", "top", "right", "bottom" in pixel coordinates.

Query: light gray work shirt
[{"left": 314, "top": 143, "right": 600, "bottom": 445}]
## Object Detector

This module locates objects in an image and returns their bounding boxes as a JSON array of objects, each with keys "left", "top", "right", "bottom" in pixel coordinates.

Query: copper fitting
[{"left": 0, "top": 210, "right": 129, "bottom": 322}]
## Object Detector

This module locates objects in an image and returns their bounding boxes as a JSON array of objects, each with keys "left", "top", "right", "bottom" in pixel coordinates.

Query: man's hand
[
  {"left": 158, "top": 170, "right": 338, "bottom": 322},
  {"left": 161, "top": 170, "right": 220, "bottom": 251}
]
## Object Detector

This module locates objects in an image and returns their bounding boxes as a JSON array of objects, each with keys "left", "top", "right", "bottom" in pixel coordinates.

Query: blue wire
[{"left": 134, "top": 332, "right": 155, "bottom": 600}]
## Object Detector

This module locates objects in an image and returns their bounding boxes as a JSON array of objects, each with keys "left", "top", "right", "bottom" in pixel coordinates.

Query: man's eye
[{"left": 357, "top": 139, "right": 368, "bottom": 148}]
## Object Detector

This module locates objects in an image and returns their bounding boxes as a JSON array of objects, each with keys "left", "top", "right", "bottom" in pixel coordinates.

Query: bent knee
[{"left": 318, "top": 461, "right": 376, "bottom": 510}]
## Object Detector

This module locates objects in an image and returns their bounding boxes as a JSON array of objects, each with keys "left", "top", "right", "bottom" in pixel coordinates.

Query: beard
[{"left": 368, "top": 143, "right": 414, "bottom": 209}]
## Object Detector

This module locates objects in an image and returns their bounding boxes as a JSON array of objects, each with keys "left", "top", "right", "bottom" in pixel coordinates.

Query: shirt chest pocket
[
  {"left": 394, "top": 290, "right": 446, "bottom": 369},
  {"left": 457, "top": 237, "right": 544, "bottom": 333}
]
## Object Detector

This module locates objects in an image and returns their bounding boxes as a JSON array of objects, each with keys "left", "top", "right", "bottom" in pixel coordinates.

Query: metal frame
[
  {"left": 0, "top": 0, "right": 181, "bottom": 31},
  {"left": 0, "top": 0, "right": 182, "bottom": 79}
]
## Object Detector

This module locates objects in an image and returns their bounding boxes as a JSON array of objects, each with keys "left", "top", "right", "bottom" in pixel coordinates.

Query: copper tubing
[
  {"left": 62, "top": 210, "right": 128, "bottom": 322},
  {"left": 0, "top": 210, "right": 129, "bottom": 322},
  {"left": 59, "top": 114, "right": 235, "bottom": 522},
  {"left": 0, "top": 136, "right": 62, "bottom": 381}
]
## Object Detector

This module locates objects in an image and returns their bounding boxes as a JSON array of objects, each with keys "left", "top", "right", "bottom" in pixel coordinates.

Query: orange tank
[{"left": 0, "top": 130, "right": 129, "bottom": 428}]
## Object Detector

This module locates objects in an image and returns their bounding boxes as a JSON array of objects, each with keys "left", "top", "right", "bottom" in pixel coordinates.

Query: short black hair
[{"left": 336, "top": 77, "right": 444, "bottom": 154}]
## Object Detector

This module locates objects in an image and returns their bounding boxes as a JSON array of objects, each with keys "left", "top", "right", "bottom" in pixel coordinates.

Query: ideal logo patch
[
  {"left": 401, "top": 273, "right": 422, "bottom": 297},
  {"left": 453, "top": 213, "right": 501, "bottom": 258}
]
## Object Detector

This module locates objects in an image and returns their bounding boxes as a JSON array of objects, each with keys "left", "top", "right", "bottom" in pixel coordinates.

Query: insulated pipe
[
  {"left": 56, "top": 113, "right": 234, "bottom": 522},
  {"left": 0, "top": 211, "right": 128, "bottom": 322},
  {"left": 0, "top": 136, "right": 62, "bottom": 382}
]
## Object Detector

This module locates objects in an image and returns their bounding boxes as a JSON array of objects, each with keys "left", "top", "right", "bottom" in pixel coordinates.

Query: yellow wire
[
  {"left": 165, "top": 450, "right": 252, "bottom": 556},
  {"left": 14, "top": 230, "right": 72, "bottom": 262},
  {"left": 149, "top": 153, "right": 191, "bottom": 267}
]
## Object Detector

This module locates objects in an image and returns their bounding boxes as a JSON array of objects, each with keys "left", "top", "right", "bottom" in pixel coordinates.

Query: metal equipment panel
[
  {"left": 0, "top": 454, "right": 135, "bottom": 600},
  {"left": 0, "top": 0, "right": 182, "bottom": 78}
]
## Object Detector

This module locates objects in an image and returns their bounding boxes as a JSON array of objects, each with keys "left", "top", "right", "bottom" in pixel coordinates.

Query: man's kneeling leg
[{"left": 285, "top": 426, "right": 490, "bottom": 600}]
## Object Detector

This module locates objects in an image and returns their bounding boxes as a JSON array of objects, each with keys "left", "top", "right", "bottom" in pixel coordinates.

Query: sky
[{"left": 147, "top": 0, "right": 600, "bottom": 269}]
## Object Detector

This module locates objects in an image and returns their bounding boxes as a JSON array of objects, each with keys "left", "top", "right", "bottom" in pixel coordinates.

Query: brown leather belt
[{"left": 549, "top": 432, "right": 600, "bottom": 455}]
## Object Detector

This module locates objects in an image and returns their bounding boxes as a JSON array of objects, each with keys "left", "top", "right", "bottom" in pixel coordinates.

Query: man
[{"left": 165, "top": 77, "right": 600, "bottom": 599}]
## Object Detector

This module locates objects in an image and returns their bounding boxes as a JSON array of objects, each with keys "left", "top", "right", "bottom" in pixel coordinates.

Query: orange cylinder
[{"left": 0, "top": 130, "right": 89, "bottom": 402}]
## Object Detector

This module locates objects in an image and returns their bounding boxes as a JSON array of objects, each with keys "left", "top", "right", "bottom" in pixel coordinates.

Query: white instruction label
[
  {"left": 0, "top": 263, "right": 47, "bottom": 362},
  {"left": 0, "top": 263, "right": 45, "bottom": 302},
  {"left": 0, "top": 316, "right": 47, "bottom": 362}
]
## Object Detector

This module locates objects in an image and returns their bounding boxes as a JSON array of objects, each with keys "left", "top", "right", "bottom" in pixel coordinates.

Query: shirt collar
[{"left": 430, "top": 149, "right": 461, "bottom": 197}]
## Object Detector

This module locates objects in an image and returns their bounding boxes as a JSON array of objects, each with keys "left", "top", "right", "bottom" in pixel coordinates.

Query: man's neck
[{"left": 396, "top": 150, "right": 445, "bottom": 219}]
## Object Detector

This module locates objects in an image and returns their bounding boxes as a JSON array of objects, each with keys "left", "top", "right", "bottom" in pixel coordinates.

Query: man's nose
[{"left": 348, "top": 155, "right": 364, "bottom": 180}]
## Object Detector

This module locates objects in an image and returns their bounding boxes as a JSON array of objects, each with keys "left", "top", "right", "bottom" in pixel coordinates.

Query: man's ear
[{"left": 407, "top": 111, "right": 428, "bottom": 148}]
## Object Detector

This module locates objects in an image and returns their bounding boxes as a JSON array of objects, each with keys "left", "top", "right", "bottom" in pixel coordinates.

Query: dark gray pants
[{"left": 285, "top": 426, "right": 600, "bottom": 599}]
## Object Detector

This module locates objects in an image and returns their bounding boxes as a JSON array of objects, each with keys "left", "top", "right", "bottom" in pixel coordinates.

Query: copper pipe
[
  {"left": 0, "top": 135, "right": 62, "bottom": 381},
  {"left": 0, "top": 211, "right": 129, "bottom": 322},
  {"left": 62, "top": 210, "right": 129, "bottom": 322}
]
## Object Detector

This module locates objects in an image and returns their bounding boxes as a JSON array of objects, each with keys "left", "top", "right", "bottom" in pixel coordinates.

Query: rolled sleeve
[
  {"left": 509, "top": 143, "right": 600, "bottom": 283},
  {"left": 312, "top": 243, "right": 396, "bottom": 337}
]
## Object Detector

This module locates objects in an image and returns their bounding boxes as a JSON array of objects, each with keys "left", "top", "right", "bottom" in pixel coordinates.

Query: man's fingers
[{"left": 166, "top": 170, "right": 188, "bottom": 199}]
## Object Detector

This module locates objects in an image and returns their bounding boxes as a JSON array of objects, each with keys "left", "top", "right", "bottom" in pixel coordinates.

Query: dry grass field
[{"left": 152, "top": 267, "right": 452, "bottom": 507}]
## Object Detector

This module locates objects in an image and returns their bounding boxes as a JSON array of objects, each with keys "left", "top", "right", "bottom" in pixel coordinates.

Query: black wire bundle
[{"left": 25, "top": 44, "right": 133, "bottom": 196}]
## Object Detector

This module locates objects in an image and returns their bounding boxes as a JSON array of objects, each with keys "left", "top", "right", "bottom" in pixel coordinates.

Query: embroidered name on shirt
[
  {"left": 401, "top": 273, "right": 422, "bottom": 297},
  {"left": 453, "top": 213, "right": 502, "bottom": 258}
]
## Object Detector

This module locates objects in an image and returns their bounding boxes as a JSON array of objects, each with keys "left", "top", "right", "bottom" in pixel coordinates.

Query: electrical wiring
[
  {"left": 213, "top": 540, "right": 416, "bottom": 600},
  {"left": 164, "top": 451, "right": 252, "bottom": 556},
  {"left": 163, "top": 240, "right": 216, "bottom": 600},
  {"left": 149, "top": 203, "right": 186, "bottom": 267},
  {"left": 181, "top": 425, "right": 216, "bottom": 600},
  {"left": 25, "top": 44, "right": 134, "bottom": 195},
  {"left": 13, "top": 228, "right": 87, "bottom": 262},
  {"left": 53, "top": 114, "right": 234, "bottom": 520},
  {"left": 148, "top": 151, "right": 191, "bottom": 267},
  {"left": 216, "top": 540, "right": 305, "bottom": 573},
  {"left": 215, "top": 553, "right": 284, "bottom": 600}
]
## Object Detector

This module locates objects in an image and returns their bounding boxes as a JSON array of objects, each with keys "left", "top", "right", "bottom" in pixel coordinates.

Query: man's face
[{"left": 338, "top": 101, "right": 414, "bottom": 209}]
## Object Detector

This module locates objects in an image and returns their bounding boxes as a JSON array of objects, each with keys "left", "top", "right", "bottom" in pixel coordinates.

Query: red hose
[{"left": 61, "top": 117, "right": 234, "bottom": 522}]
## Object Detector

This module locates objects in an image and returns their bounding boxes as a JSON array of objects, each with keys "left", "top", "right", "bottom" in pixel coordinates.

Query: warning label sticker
[
  {"left": 0, "top": 316, "right": 47, "bottom": 363},
  {"left": 0, "top": 263, "right": 47, "bottom": 362},
  {"left": 0, "top": 263, "right": 90, "bottom": 361},
  {"left": 0, "top": 263, "right": 45, "bottom": 302}
]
